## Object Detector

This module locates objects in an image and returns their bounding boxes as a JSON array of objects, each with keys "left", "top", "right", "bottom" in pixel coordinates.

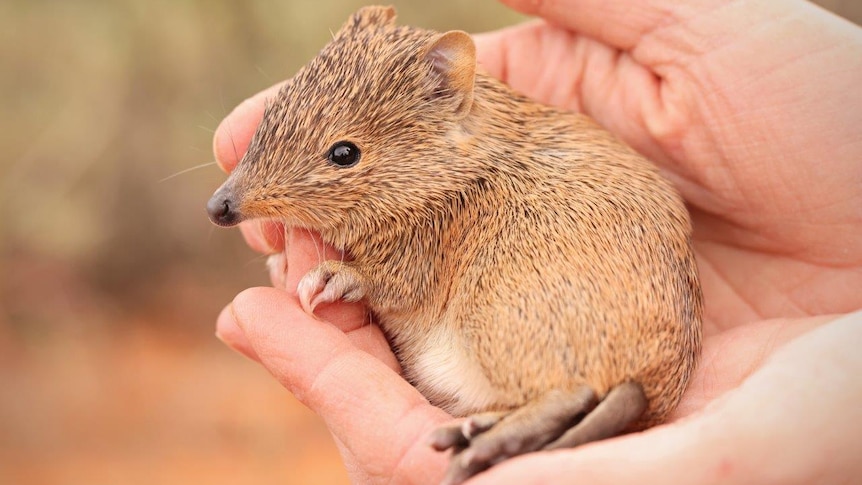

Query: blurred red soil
[{"left": 0, "top": 258, "right": 348, "bottom": 485}]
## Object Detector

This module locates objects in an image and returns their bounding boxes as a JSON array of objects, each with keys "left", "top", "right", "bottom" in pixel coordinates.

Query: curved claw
[
  {"left": 296, "top": 262, "right": 366, "bottom": 316},
  {"left": 297, "top": 271, "right": 328, "bottom": 314},
  {"left": 266, "top": 253, "right": 288, "bottom": 290}
]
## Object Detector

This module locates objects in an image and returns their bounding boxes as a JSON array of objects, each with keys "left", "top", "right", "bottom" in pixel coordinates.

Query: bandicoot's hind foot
[
  {"left": 429, "top": 412, "right": 508, "bottom": 454},
  {"left": 435, "top": 387, "right": 596, "bottom": 485},
  {"left": 544, "top": 382, "right": 648, "bottom": 450},
  {"left": 432, "top": 383, "right": 647, "bottom": 485}
]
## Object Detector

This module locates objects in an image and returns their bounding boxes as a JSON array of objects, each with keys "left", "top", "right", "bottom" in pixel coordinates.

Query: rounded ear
[
  {"left": 424, "top": 30, "right": 477, "bottom": 119},
  {"left": 339, "top": 5, "right": 397, "bottom": 34}
]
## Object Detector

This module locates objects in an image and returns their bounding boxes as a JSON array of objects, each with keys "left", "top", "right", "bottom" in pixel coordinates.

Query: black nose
[{"left": 207, "top": 190, "right": 242, "bottom": 227}]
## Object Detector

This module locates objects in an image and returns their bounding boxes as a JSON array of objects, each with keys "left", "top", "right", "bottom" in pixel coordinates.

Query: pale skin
[{"left": 211, "top": 0, "right": 862, "bottom": 483}]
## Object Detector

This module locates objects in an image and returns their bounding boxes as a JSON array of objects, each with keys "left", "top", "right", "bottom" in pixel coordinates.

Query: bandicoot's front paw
[
  {"left": 266, "top": 253, "right": 288, "bottom": 290},
  {"left": 297, "top": 261, "right": 365, "bottom": 315}
]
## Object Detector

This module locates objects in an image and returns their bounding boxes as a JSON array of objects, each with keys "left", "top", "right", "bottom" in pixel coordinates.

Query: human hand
[
  {"left": 473, "top": 0, "right": 862, "bottom": 333},
  {"left": 215, "top": 230, "right": 454, "bottom": 485},
  {"left": 215, "top": 236, "right": 862, "bottom": 485},
  {"left": 212, "top": 0, "right": 862, "bottom": 483},
  {"left": 218, "top": 290, "right": 860, "bottom": 484}
]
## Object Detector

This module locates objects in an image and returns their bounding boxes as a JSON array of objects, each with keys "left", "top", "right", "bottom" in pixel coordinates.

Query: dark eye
[{"left": 327, "top": 141, "right": 361, "bottom": 168}]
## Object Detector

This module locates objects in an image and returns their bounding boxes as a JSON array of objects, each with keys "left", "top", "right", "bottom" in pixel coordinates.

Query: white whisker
[
  {"left": 305, "top": 226, "right": 323, "bottom": 266},
  {"left": 255, "top": 65, "right": 273, "bottom": 84},
  {"left": 158, "top": 161, "right": 218, "bottom": 183},
  {"left": 220, "top": 90, "right": 243, "bottom": 166}
]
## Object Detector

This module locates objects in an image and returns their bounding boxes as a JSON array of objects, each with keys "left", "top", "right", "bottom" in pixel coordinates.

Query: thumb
[{"left": 226, "top": 287, "right": 452, "bottom": 480}]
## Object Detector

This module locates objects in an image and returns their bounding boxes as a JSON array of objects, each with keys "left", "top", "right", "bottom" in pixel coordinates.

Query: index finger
[
  {"left": 228, "top": 287, "right": 452, "bottom": 481},
  {"left": 499, "top": 0, "right": 691, "bottom": 52},
  {"left": 213, "top": 81, "right": 287, "bottom": 173}
]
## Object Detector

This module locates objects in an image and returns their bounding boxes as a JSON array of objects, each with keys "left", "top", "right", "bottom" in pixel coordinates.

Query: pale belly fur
[{"left": 408, "top": 324, "right": 507, "bottom": 417}]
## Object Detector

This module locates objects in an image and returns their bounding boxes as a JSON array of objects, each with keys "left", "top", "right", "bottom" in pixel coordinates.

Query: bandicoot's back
[{"left": 206, "top": 6, "right": 702, "bottom": 485}]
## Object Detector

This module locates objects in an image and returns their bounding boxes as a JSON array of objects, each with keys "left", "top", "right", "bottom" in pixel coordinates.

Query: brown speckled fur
[{"left": 219, "top": 6, "right": 702, "bottom": 429}]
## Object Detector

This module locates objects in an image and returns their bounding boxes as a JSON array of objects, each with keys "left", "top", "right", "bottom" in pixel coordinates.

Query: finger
[
  {"left": 283, "top": 228, "right": 345, "bottom": 289},
  {"left": 474, "top": 21, "right": 595, "bottom": 113},
  {"left": 269, "top": 250, "right": 397, "bottom": 367},
  {"left": 258, "top": 225, "right": 359, "bottom": 313},
  {"left": 228, "top": 287, "right": 450, "bottom": 480},
  {"left": 498, "top": 0, "right": 697, "bottom": 52},
  {"left": 473, "top": 22, "right": 673, "bottom": 168},
  {"left": 277, "top": 228, "right": 373, "bottom": 333},
  {"left": 213, "top": 81, "right": 286, "bottom": 173},
  {"left": 215, "top": 304, "right": 260, "bottom": 362},
  {"left": 239, "top": 219, "right": 285, "bottom": 254}
]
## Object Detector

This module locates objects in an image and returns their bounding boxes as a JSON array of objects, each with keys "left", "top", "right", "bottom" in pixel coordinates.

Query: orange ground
[
  {"left": 0, "top": 257, "right": 348, "bottom": 485},
  {"left": 0, "top": 322, "right": 349, "bottom": 485}
]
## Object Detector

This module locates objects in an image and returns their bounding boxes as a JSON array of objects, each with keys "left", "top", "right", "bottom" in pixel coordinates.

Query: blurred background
[{"left": 0, "top": 1, "right": 858, "bottom": 484}]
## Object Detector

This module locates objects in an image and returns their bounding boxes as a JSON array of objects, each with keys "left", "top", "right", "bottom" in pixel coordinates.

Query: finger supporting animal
[{"left": 207, "top": 6, "right": 703, "bottom": 484}]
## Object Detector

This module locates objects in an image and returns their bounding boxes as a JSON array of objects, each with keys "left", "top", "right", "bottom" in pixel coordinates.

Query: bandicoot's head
[{"left": 207, "top": 6, "right": 480, "bottom": 235}]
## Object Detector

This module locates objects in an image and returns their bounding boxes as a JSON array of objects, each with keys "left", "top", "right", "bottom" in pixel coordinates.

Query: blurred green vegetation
[{"left": 0, "top": 0, "right": 525, "bottom": 332}]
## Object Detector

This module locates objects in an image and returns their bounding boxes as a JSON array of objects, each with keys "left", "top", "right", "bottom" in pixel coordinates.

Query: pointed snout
[{"left": 207, "top": 185, "right": 244, "bottom": 227}]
